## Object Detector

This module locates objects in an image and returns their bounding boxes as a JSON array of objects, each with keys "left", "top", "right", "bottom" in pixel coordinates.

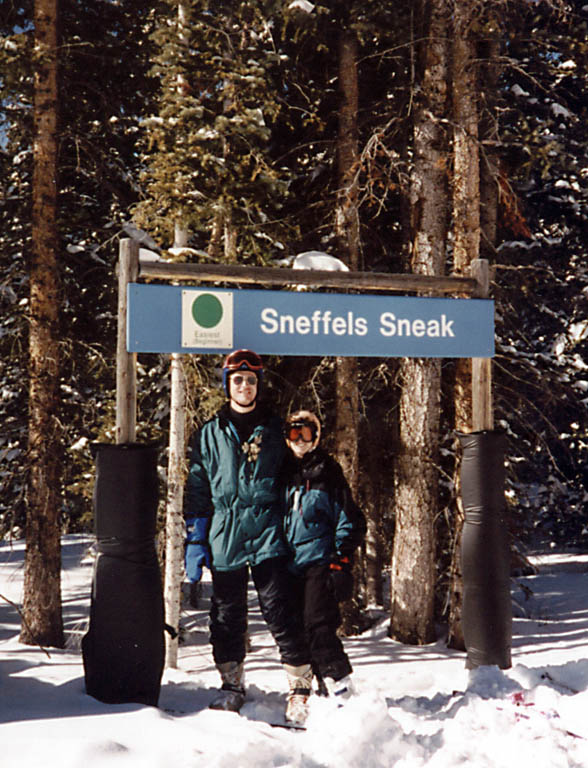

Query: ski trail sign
[{"left": 127, "top": 283, "right": 494, "bottom": 358}]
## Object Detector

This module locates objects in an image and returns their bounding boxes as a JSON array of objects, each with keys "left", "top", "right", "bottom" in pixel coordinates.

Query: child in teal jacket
[{"left": 282, "top": 410, "right": 365, "bottom": 702}]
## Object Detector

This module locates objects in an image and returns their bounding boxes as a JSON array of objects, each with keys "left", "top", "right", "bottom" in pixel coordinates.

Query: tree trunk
[
  {"left": 21, "top": 0, "right": 64, "bottom": 649},
  {"left": 447, "top": 4, "right": 481, "bottom": 650},
  {"left": 164, "top": 352, "right": 187, "bottom": 668},
  {"left": 478, "top": 37, "right": 500, "bottom": 262},
  {"left": 335, "top": 31, "right": 360, "bottom": 270},
  {"left": 362, "top": 408, "right": 387, "bottom": 608},
  {"left": 208, "top": 208, "right": 223, "bottom": 261},
  {"left": 451, "top": 6, "right": 480, "bottom": 434},
  {"left": 164, "top": 12, "right": 191, "bottom": 667},
  {"left": 364, "top": 508, "right": 382, "bottom": 607},
  {"left": 388, "top": 0, "right": 449, "bottom": 645},
  {"left": 334, "top": 30, "right": 362, "bottom": 634},
  {"left": 389, "top": 360, "right": 439, "bottom": 644},
  {"left": 333, "top": 30, "right": 360, "bottom": 468}
]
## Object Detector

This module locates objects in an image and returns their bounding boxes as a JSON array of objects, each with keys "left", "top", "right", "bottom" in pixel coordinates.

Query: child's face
[
  {"left": 288, "top": 437, "right": 314, "bottom": 460},
  {"left": 286, "top": 421, "right": 316, "bottom": 459}
]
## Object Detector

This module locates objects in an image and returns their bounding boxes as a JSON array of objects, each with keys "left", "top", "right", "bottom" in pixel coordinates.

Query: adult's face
[{"left": 229, "top": 372, "right": 258, "bottom": 413}]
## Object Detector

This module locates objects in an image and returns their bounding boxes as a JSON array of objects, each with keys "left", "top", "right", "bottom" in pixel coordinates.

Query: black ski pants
[
  {"left": 210, "top": 556, "right": 310, "bottom": 667},
  {"left": 290, "top": 563, "right": 353, "bottom": 682}
]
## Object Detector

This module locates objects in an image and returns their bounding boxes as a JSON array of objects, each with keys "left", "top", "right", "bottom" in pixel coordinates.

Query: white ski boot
[
  {"left": 324, "top": 674, "right": 354, "bottom": 700},
  {"left": 284, "top": 663, "right": 313, "bottom": 726},
  {"left": 209, "top": 661, "right": 246, "bottom": 712}
]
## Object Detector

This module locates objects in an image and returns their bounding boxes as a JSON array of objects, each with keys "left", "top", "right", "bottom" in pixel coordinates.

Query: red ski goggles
[
  {"left": 285, "top": 422, "right": 317, "bottom": 443},
  {"left": 223, "top": 349, "right": 263, "bottom": 372}
]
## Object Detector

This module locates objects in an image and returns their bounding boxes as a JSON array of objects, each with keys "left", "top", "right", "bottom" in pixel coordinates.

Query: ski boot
[
  {"left": 209, "top": 661, "right": 246, "bottom": 712},
  {"left": 324, "top": 673, "right": 354, "bottom": 700},
  {"left": 284, "top": 663, "right": 313, "bottom": 726}
]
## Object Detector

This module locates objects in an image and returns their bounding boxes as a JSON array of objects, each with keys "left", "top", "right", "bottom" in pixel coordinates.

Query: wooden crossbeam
[{"left": 138, "top": 260, "right": 478, "bottom": 296}]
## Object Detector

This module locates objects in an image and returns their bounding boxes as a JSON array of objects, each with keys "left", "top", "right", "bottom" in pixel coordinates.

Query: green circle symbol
[{"left": 192, "top": 294, "right": 223, "bottom": 328}]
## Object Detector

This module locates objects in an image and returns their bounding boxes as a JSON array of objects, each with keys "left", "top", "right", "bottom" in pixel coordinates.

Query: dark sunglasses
[
  {"left": 231, "top": 373, "right": 258, "bottom": 387},
  {"left": 286, "top": 423, "right": 316, "bottom": 443}
]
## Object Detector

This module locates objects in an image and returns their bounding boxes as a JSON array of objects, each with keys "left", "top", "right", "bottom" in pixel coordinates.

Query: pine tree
[
  {"left": 491, "top": 0, "right": 588, "bottom": 549},
  {"left": 136, "top": 0, "right": 291, "bottom": 260}
]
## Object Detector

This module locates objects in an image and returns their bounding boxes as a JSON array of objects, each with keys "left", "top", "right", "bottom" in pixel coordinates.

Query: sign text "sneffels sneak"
[{"left": 259, "top": 308, "right": 456, "bottom": 339}]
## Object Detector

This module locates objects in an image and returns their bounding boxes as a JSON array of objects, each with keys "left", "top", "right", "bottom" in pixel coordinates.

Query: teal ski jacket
[
  {"left": 282, "top": 448, "right": 365, "bottom": 574},
  {"left": 184, "top": 403, "right": 288, "bottom": 572}
]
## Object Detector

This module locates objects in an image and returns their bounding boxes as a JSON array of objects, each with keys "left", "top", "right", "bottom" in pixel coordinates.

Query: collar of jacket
[
  {"left": 287, "top": 447, "right": 327, "bottom": 484},
  {"left": 218, "top": 401, "right": 272, "bottom": 436}
]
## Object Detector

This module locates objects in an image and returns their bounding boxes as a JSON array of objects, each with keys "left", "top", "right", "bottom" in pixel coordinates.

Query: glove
[
  {"left": 329, "top": 554, "right": 353, "bottom": 603},
  {"left": 185, "top": 541, "right": 211, "bottom": 583}
]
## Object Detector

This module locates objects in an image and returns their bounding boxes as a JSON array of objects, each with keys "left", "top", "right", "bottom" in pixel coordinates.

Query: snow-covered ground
[{"left": 2, "top": 535, "right": 588, "bottom": 767}]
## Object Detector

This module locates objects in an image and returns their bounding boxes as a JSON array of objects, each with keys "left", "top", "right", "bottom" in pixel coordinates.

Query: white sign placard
[{"left": 181, "top": 290, "right": 234, "bottom": 349}]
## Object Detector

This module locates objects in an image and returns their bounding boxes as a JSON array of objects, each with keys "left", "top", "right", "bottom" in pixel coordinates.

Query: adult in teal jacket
[{"left": 184, "top": 350, "right": 310, "bottom": 719}]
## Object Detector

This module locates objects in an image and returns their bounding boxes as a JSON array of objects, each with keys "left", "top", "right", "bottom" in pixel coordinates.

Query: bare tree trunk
[
  {"left": 21, "top": 0, "right": 64, "bottom": 649},
  {"left": 164, "top": 9, "right": 191, "bottom": 667},
  {"left": 447, "top": 3, "right": 481, "bottom": 650},
  {"left": 334, "top": 30, "right": 360, "bottom": 481},
  {"left": 389, "top": 0, "right": 449, "bottom": 645},
  {"left": 362, "top": 408, "right": 388, "bottom": 607},
  {"left": 224, "top": 205, "right": 237, "bottom": 262},
  {"left": 207, "top": 202, "right": 236, "bottom": 263},
  {"left": 335, "top": 31, "right": 360, "bottom": 270},
  {"left": 208, "top": 208, "right": 223, "bottom": 261},
  {"left": 390, "top": 361, "right": 439, "bottom": 644},
  {"left": 334, "top": 30, "right": 363, "bottom": 634},
  {"left": 334, "top": 358, "right": 359, "bottom": 489},
  {"left": 163, "top": 217, "right": 189, "bottom": 669},
  {"left": 478, "top": 37, "right": 500, "bottom": 262},
  {"left": 452, "top": 5, "right": 480, "bottom": 433},
  {"left": 164, "top": 351, "right": 187, "bottom": 668},
  {"left": 364, "top": 509, "right": 382, "bottom": 607}
]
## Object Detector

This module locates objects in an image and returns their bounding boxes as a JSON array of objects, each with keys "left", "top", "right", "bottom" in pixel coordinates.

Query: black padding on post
[
  {"left": 457, "top": 430, "right": 512, "bottom": 670},
  {"left": 82, "top": 443, "right": 164, "bottom": 706}
]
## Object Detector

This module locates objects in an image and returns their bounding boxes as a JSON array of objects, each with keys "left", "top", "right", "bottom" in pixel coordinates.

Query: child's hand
[{"left": 329, "top": 555, "right": 353, "bottom": 602}]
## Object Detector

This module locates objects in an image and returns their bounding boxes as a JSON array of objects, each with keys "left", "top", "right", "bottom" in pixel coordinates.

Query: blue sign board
[{"left": 127, "top": 283, "right": 494, "bottom": 358}]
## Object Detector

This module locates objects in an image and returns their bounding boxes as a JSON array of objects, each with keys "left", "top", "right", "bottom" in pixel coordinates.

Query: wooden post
[
  {"left": 471, "top": 259, "right": 493, "bottom": 431},
  {"left": 116, "top": 238, "right": 139, "bottom": 443}
]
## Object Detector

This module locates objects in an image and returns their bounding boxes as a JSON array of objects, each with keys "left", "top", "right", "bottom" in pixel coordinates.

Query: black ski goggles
[{"left": 285, "top": 422, "right": 317, "bottom": 443}]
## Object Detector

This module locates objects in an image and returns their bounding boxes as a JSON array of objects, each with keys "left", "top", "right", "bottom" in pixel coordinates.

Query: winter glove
[
  {"left": 185, "top": 541, "right": 211, "bottom": 583},
  {"left": 185, "top": 515, "right": 210, "bottom": 583},
  {"left": 329, "top": 554, "right": 354, "bottom": 603}
]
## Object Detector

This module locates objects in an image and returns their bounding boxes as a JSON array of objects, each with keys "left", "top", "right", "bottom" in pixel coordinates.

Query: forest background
[{"left": 1, "top": 0, "right": 587, "bottom": 653}]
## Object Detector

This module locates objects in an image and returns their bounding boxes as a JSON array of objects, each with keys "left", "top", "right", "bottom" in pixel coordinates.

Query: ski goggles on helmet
[
  {"left": 285, "top": 421, "right": 317, "bottom": 443},
  {"left": 223, "top": 349, "right": 263, "bottom": 373}
]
